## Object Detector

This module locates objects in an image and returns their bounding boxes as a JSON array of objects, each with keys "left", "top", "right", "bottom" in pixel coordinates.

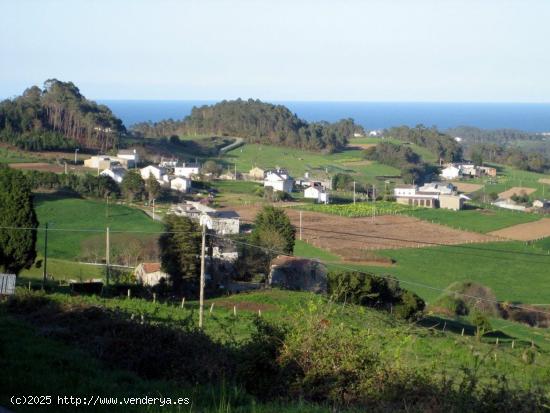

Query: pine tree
[
  {"left": 158, "top": 215, "right": 201, "bottom": 292},
  {"left": 145, "top": 174, "right": 161, "bottom": 202},
  {"left": 120, "top": 170, "right": 145, "bottom": 202},
  {"left": 0, "top": 167, "right": 38, "bottom": 274}
]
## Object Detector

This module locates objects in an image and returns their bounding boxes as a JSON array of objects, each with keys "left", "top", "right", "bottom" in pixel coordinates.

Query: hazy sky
[{"left": 1, "top": 0, "right": 549, "bottom": 101}]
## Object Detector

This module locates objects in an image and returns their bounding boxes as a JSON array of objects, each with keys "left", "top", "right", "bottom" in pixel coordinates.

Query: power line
[{"left": 208, "top": 232, "right": 550, "bottom": 318}]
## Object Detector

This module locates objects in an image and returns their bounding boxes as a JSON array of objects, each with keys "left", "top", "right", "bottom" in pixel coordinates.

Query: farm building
[
  {"left": 117, "top": 149, "right": 139, "bottom": 167},
  {"left": 248, "top": 166, "right": 266, "bottom": 180},
  {"left": 304, "top": 184, "right": 329, "bottom": 203},
  {"left": 174, "top": 163, "right": 200, "bottom": 178},
  {"left": 394, "top": 184, "right": 467, "bottom": 210},
  {"left": 169, "top": 201, "right": 240, "bottom": 235},
  {"left": 264, "top": 169, "right": 294, "bottom": 193},
  {"left": 533, "top": 199, "right": 550, "bottom": 209},
  {"left": 84, "top": 156, "right": 119, "bottom": 170},
  {"left": 170, "top": 176, "right": 191, "bottom": 192},
  {"left": 492, "top": 199, "right": 527, "bottom": 211},
  {"left": 140, "top": 165, "right": 166, "bottom": 181},
  {"left": 440, "top": 165, "right": 461, "bottom": 180},
  {"left": 100, "top": 167, "right": 127, "bottom": 183},
  {"left": 479, "top": 166, "right": 497, "bottom": 177},
  {"left": 135, "top": 262, "right": 169, "bottom": 287}
]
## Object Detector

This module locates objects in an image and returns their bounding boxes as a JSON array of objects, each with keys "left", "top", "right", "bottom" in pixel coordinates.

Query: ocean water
[{"left": 100, "top": 100, "right": 550, "bottom": 133}]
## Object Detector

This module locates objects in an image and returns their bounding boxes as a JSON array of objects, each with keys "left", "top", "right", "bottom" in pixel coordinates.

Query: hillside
[
  {"left": 131, "top": 99, "right": 362, "bottom": 153},
  {"left": 0, "top": 79, "right": 125, "bottom": 152},
  {"left": 1, "top": 289, "right": 548, "bottom": 412}
]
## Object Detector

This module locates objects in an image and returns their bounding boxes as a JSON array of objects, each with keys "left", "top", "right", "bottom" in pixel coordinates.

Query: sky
[{"left": 1, "top": 0, "right": 550, "bottom": 102}]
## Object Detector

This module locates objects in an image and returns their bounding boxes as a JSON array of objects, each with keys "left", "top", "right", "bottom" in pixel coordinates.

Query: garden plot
[
  {"left": 488, "top": 218, "right": 550, "bottom": 241},
  {"left": 498, "top": 187, "right": 537, "bottom": 200}
]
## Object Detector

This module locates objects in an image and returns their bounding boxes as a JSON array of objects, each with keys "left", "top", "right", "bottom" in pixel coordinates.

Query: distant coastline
[{"left": 99, "top": 100, "right": 550, "bottom": 132}]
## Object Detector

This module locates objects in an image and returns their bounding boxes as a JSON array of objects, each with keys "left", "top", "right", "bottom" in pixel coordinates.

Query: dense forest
[
  {"left": 384, "top": 125, "right": 462, "bottom": 162},
  {"left": 131, "top": 99, "right": 362, "bottom": 152},
  {"left": 468, "top": 143, "right": 549, "bottom": 173},
  {"left": 0, "top": 79, "right": 125, "bottom": 151},
  {"left": 364, "top": 142, "right": 434, "bottom": 184}
]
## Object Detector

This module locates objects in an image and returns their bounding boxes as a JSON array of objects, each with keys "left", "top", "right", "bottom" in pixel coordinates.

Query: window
[
  {"left": 420, "top": 199, "right": 425, "bottom": 206},
  {"left": 426, "top": 199, "right": 431, "bottom": 207}
]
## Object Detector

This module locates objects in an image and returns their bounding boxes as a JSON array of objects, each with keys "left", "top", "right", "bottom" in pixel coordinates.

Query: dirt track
[
  {"left": 232, "top": 205, "right": 498, "bottom": 259},
  {"left": 488, "top": 218, "right": 550, "bottom": 241}
]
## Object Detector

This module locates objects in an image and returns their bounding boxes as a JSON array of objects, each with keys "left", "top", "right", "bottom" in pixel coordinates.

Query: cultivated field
[
  {"left": 450, "top": 181, "right": 484, "bottom": 193},
  {"left": 538, "top": 178, "right": 550, "bottom": 185},
  {"left": 8, "top": 162, "right": 65, "bottom": 173},
  {"left": 489, "top": 218, "right": 550, "bottom": 241},
  {"left": 498, "top": 186, "right": 537, "bottom": 199},
  {"left": 231, "top": 205, "right": 497, "bottom": 259}
]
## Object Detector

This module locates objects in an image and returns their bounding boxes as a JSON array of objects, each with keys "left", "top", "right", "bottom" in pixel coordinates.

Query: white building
[
  {"left": 440, "top": 165, "right": 461, "bottom": 180},
  {"left": 159, "top": 158, "right": 178, "bottom": 168},
  {"left": 394, "top": 185, "right": 418, "bottom": 197},
  {"left": 304, "top": 185, "right": 329, "bottom": 203},
  {"left": 264, "top": 169, "right": 294, "bottom": 193},
  {"left": 174, "top": 163, "right": 200, "bottom": 178},
  {"left": 200, "top": 210, "right": 240, "bottom": 235},
  {"left": 117, "top": 149, "right": 139, "bottom": 167},
  {"left": 170, "top": 176, "right": 191, "bottom": 193},
  {"left": 140, "top": 165, "right": 166, "bottom": 181},
  {"left": 419, "top": 182, "right": 456, "bottom": 195},
  {"left": 100, "top": 167, "right": 127, "bottom": 183}
]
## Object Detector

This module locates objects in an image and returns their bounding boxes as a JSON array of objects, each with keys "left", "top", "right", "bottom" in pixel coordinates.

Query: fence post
[
  {"left": 127, "top": 288, "right": 131, "bottom": 299},
  {"left": 153, "top": 293, "right": 156, "bottom": 303},
  {"left": 233, "top": 305, "right": 237, "bottom": 317},
  {"left": 210, "top": 303, "right": 214, "bottom": 314},
  {"left": 181, "top": 297, "right": 185, "bottom": 308}
]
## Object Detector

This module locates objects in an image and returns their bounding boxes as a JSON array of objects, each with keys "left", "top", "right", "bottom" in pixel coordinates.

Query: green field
[
  {"left": 223, "top": 143, "right": 400, "bottom": 184},
  {"left": 0, "top": 146, "right": 39, "bottom": 163},
  {"left": 469, "top": 164, "right": 550, "bottom": 200},
  {"left": 34, "top": 193, "right": 163, "bottom": 261},
  {"left": 335, "top": 240, "right": 550, "bottom": 305},
  {"left": 407, "top": 205, "right": 541, "bottom": 233},
  {"left": 348, "top": 136, "right": 439, "bottom": 163}
]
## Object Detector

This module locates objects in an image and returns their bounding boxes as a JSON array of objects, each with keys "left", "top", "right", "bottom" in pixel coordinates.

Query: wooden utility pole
[
  {"left": 42, "top": 223, "right": 48, "bottom": 290},
  {"left": 106, "top": 227, "right": 110, "bottom": 285},
  {"left": 353, "top": 181, "right": 356, "bottom": 204},
  {"left": 299, "top": 211, "right": 303, "bottom": 241},
  {"left": 199, "top": 223, "right": 206, "bottom": 328}
]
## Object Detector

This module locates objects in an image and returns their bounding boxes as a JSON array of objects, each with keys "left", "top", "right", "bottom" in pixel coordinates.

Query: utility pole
[
  {"left": 106, "top": 227, "right": 110, "bottom": 285},
  {"left": 199, "top": 223, "right": 206, "bottom": 329},
  {"left": 299, "top": 210, "right": 303, "bottom": 241},
  {"left": 353, "top": 181, "right": 356, "bottom": 204},
  {"left": 42, "top": 223, "right": 48, "bottom": 290},
  {"left": 74, "top": 148, "right": 79, "bottom": 164},
  {"left": 234, "top": 163, "right": 237, "bottom": 180},
  {"left": 152, "top": 198, "right": 156, "bottom": 220}
]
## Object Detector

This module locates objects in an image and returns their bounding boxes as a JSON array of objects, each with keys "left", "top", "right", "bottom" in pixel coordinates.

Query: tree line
[
  {"left": 468, "top": 143, "right": 549, "bottom": 173},
  {"left": 131, "top": 99, "right": 363, "bottom": 153},
  {"left": 384, "top": 124, "right": 463, "bottom": 162},
  {"left": 0, "top": 79, "right": 125, "bottom": 152},
  {"left": 364, "top": 142, "right": 435, "bottom": 184}
]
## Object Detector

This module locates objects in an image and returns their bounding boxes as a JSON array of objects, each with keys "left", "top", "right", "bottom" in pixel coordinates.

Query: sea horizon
[{"left": 99, "top": 99, "right": 550, "bottom": 133}]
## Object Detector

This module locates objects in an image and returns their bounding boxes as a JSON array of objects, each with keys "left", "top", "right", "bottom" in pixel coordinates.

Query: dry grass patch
[
  {"left": 488, "top": 218, "right": 550, "bottom": 241},
  {"left": 498, "top": 187, "right": 536, "bottom": 200}
]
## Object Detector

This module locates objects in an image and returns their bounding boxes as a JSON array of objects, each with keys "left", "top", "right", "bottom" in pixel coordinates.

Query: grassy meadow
[
  {"left": 33, "top": 193, "right": 162, "bottom": 267},
  {"left": 223, "top": 143, "right": 400, "bottom": 184},
  {"left": 332, "top": 240, "right": 550, "bottom": 305}
]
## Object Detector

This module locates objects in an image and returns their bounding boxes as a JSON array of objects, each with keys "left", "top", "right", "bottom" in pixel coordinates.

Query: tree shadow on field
[{"left": 33, "top": 190, "right": 83, "bottom": 206}]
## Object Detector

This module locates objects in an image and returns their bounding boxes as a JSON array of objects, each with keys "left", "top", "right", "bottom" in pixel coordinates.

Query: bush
[{"left": 328, "top": 271, "right": 425, "bottom": 320}]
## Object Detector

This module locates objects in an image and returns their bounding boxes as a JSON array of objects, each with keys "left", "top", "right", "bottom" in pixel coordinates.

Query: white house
[
  {"left": 117, "top": 149, "right": 139, "bottom": 167},
  {"left": 159, "top": 158, "right": 178, "bottom": 168},
  {"left": 419, "top": 182, "right": 456, "bottom": 195},
  {"left": 393, "top": 185, "right": 418, "bottom": 197},
  {"left": 264, "top": 169, "right": 294, "bottom": 193},
  {"left": 170, "top": 176, "right": 191, "bottom": 193},
  {"left": 140, "top": 165, "right": 165, "bottom": 181},
  {"left": 440, "top": 165, "right": 461, "bottom": 180},
  {"left": 200, "top": 210, "right": 240, "bottom": 235},
  {"left": 174, "top": 163, "right": 200, "bottom": 178},
  {"left": 100, "top": 167, "right": 127, "bottom": 183},
  {"left": 304, "top": 185, "right": 329, "bottom": 203},
  {"left": 134, "top": 262, "right": 169, "bottom": 287}
]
